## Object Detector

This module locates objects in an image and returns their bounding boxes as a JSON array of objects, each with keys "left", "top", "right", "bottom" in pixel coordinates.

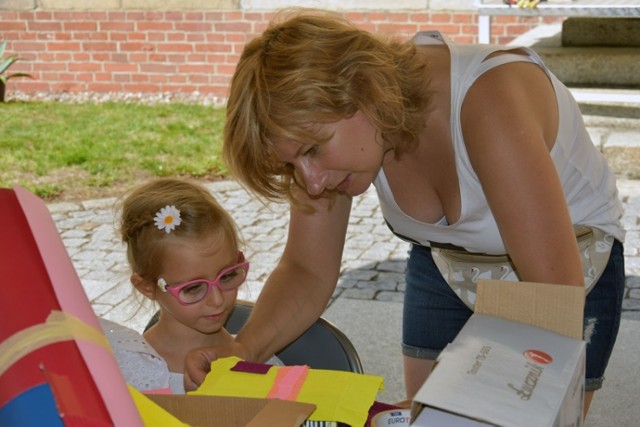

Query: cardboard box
[
  {"left": 411, "top": 280, "right": 586, "bottom": 427},
  {"left": 146, "top": 394, "right": 315, "bottom": 427}
]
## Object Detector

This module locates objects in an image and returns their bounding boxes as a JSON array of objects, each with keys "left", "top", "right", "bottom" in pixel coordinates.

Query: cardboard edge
[
  {"left": 475, "top": 279, "right": 585, "bottom": 340},
  {"left": 147, "top": 394, "right": 315, "bottom": 427},
  {"left": 247, "top": 398, "right": 316, "bottom": 427}
]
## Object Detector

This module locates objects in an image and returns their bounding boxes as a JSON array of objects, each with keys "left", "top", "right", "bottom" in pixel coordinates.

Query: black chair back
[{"left": 144, "top": 300, "right": 363, "bottom": 373}]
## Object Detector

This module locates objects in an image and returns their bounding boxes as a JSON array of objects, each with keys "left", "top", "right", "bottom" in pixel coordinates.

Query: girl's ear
[{"left": 131, "top": 273, "right": 157, "bottom": 300}]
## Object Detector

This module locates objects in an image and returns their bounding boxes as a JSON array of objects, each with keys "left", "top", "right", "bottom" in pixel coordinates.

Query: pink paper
[
  {"left": 267, "top": 365, "right": 309, "bottom": 400},
  {"left": 14, "top": 185, "right": 143, "bottom": 426},
  {"left": 14, "top": 186, "right": 99, "bottom": 328},
  {"left": 231, "top": 360, "right": 273, "bottom": 374}
]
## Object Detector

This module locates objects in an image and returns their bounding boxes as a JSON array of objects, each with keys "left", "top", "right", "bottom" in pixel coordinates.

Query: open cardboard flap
[
  {"left": 146, "top": 394, "right": 315, "bottom": 427},
  {"left": 411, "top": 279, "right": 586, "bottom": 426},
  {"left": 475, "top": 279, "right": 584, "bottom": 339}
]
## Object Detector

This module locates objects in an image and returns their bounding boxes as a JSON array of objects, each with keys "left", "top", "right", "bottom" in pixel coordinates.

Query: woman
[{"left": 185, "top": 9, "right": 625, "bottom": 415}]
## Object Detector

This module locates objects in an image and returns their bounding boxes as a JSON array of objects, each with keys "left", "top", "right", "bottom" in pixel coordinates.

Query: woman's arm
[
  {"left": 461, "top": 59, "right": 584, "bottom": 287},
  {"left": 235, "top": 191, "right": 353, "bottom": 362},
  {"left": 183, "top": 190, "right": 353, "bottom": 389}
]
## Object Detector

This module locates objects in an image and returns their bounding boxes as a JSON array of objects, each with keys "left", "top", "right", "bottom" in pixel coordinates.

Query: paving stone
[
  {"left": 626, "top": 275, "right": 640, "bottom": 288},
  {"left": 376, "top": 291, "right": 405, "bottom": 303},
  {"left": 377, "top": 260, "right": 407, "bottom": 273},
  {"left": 341, "top": 288, "right": 377, "bottom": 300}
]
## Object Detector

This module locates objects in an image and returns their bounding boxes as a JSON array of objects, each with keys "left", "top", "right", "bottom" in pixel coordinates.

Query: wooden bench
[{"left": 476, "top": 0, "right": 640, "bottom": 44}]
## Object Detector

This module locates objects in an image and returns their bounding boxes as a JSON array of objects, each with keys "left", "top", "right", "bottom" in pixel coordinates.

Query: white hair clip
[{"left": 154, "top": 205, "right": 182, "bottom": 234}]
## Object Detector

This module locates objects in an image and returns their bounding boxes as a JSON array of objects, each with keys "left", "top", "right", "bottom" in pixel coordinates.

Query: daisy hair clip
[{"left": 154, "top": 205, "right": 182, "bottom": 234}]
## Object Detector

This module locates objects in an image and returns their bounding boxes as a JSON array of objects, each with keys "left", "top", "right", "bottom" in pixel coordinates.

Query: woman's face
[
  {"left": 155, "top": 236, "right": 240, "bottom": 335},
  {"left": 273, "top": 111, "right": 388, "bottom": 197}
]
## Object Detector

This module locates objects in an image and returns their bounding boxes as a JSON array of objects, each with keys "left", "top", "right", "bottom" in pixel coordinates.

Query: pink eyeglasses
[{"left": 157, "top": 252, "right": 249, "bottom": 305}]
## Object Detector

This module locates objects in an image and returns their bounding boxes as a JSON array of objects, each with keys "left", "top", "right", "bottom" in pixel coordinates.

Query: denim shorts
[{"left": 402, "top": 240, "right": 625, "bottom": 391}]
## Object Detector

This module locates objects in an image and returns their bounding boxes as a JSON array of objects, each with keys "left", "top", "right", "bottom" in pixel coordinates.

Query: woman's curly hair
[{"left": 223, "top": 8, "right": 431, "bottom": 204}]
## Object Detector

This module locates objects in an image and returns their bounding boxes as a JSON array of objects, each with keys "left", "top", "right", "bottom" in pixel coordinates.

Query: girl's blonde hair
[
  {"left": 119, "top": 178, "right": 240, "bottom": 283},
  {"left": 223, "top": 9, "right": 431, "bottom": 204}
]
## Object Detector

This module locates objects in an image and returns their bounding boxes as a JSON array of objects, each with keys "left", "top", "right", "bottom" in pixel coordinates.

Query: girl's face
[
  {"left": 155, "top": 236, "right": 240, "bottom": 335},
  {"left": 273, "top": 111, "right": 388, "bottom": 197}
]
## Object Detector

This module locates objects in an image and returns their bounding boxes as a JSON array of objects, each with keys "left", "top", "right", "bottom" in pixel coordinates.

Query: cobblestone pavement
[{"left": 49, "top": 177, "right": 640, "bottom": 332}]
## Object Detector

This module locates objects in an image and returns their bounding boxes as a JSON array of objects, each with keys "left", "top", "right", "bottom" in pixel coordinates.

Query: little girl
[{"left": 100, "top": 177, "right": 281, "bottom": 394}]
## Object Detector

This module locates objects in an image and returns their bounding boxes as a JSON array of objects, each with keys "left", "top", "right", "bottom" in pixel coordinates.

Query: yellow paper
[
  {"left": 298, "top": 370, "right": 383, "bottom": 427},
  {"left": 191, "top": 356, "right": 277, "bottom": 398},
  {"left": 192, "top": 356, "right": 384, "bottom": 427},
  {"left": 128, "top": 385, "right": 189, "bottom": 427}
]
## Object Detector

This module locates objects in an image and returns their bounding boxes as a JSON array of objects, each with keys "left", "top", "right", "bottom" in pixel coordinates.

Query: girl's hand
[{"left": 183, "top": 342, "right": 250, "bottom": 391}]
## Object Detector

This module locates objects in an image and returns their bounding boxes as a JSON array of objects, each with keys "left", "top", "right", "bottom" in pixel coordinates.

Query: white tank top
[{"left": 373, "top": 31, "right": 625, "bottom": 254}]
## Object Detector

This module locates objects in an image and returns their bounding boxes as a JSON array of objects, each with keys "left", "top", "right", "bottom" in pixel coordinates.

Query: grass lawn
[{"left": 0, "top": 101, "right": 227, "bottom": 202}]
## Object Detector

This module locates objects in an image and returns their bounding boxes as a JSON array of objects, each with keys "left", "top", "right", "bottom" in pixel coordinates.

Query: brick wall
[{"left": 0, "top": 1, "right": 561, "bottom": 102}]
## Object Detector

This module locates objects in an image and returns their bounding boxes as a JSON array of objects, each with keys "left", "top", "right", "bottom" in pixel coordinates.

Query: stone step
[
  {"left": 581, "top": 97, "right": 640, "bottom": 180},
  {"left": 562, "top": 17, "right": 640, "bottom": 47},
  {"left": 538, "top": 46, "right": 640, "bottom": 87},
  {"left": 508, "top": 24, "right": 640, "bottom": 88},
  {"left": 508, "top": 25, "right": 640, "bottom": 178}
]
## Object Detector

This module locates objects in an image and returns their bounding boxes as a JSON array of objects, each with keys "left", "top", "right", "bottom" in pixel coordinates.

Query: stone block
[
  {"left": 0, "top": 0, "right": 34, "bottom": 10},
  {"left": 562, "top": 17, "right": 640, "bottom": 47},
  {"left": 535, "top": 47, "right": 640, "bottom": 87},
  {"left": 123, "top": 0, "right": 239, "bottom": 9},
  {"left": 38, "top": 0, "right": 240, "bottom": 9},
  {"left": 602, "top": 130, "right": 640, "bottom": 179},
  {"left": 510, "top": 23, "right": 640, "bottom": 88},
  {"left": 40, "top": 0, "right": 120, "bottom": 9},
  {"left": 240, "top": 0, "right": 434, "bottom": 10}
]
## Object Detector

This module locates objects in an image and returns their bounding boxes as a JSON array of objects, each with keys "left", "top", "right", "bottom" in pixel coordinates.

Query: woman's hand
[{"left": 183, "top": 342, "right": 250, "bottom": 391}]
